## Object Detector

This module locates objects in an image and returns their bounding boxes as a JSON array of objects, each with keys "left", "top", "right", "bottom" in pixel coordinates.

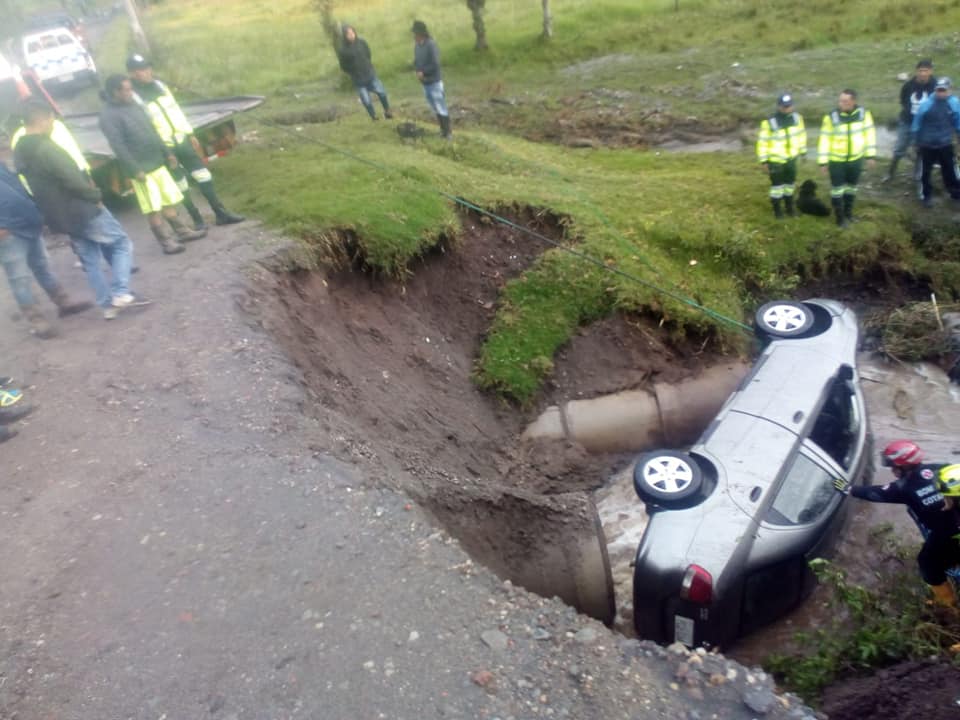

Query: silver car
[{"left": 631, "top": 299, "right": 872, "bottom": 649}]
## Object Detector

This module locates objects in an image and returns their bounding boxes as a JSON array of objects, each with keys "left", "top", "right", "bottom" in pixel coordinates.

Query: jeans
[
  {"left": 422, "top": 80, "right": 448, "bottom": 117},
  {"left": 0, "top": 227, "right": 59, "bottom": 307},
  {"left": 71, "top": 208, "right": 132, "bottom": 307},
  {"left": 893, "top": 119, "right": 912, "bottom": 160},
  {"left": 356, "top": 76, "right": 390, "bottom": 119}
]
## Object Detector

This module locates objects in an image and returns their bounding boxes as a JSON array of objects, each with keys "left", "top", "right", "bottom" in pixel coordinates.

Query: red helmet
[{"left": 881, "top": 440, "right": 923, "bottom": 468}]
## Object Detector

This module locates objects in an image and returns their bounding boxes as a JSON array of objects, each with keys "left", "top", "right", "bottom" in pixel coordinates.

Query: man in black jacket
[
  {"left": 13, "top": 99, "right": 145, "bottom": 321},
  {"left": 412, "top": 20, "right": 451, "bottom": 139},
  {"left": 886, "top": 59, "right": 936, "bottom": 182},
  {"left": 99, "top": 74, "right": 205, "bottom": 255},
  {"left": 337, "top": 25, "right": 392, "bottom": 121}
]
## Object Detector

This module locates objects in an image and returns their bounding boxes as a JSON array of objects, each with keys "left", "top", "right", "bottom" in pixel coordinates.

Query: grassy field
[{"left": 136, "top": 0, "right": 960, "bottom": 402}]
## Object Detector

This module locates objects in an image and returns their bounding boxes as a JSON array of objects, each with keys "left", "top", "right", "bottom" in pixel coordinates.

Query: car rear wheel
[
  {"left": 633, "top": 450, "right": 704, "bottom": 505},
  {"left": 754, "top": 300, "right": 814, "bottom": 339}
]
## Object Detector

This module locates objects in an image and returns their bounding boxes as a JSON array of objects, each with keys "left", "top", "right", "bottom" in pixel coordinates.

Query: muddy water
[
  {"left": 596, "top": 354, "right": 960, "bottom": 660},
  {"left": 656, "top": 126, "right": 896, "bottom": 157}
]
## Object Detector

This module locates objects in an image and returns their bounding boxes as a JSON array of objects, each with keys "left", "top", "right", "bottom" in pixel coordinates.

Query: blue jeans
[
  {"left": 71, "top": 208, "right": 132, "bottom": 307},
  {"left": 356, "top": 76, "right": 390, "bottom": 119},
  {"left": 893, "top": 119, "right": 912, "bottom": 160},
  {"left": 0, "top": 227, "right": 59, "bottom": 307},
  {"left": 422, "top": 80, "right": 448, "bottom": 117}
]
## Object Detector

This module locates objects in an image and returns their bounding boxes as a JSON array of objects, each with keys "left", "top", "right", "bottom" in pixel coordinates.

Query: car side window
[
  {"left": 58, "top": 35, "right": 74, "bottom": 46},
  {"left": 766, "top": 453, "right": 836, "bottom": 526},
  {"left": 808, "top": 371, "right": 860, "bottom": 469}
]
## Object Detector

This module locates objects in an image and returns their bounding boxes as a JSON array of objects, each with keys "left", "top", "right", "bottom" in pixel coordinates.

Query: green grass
[{"left": 138, "top": 0, "right": 960, "bottom": 402}]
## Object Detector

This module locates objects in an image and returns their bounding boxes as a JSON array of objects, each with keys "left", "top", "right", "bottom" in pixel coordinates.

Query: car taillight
[{"left": 680, "top": 565, "right": 712, "bottom": 604}]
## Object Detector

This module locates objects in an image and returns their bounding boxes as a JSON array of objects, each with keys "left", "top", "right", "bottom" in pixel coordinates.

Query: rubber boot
[
  {"left": 784, "top": 195, "right": 796, "bottom": 217},
  {"left": 843, "top": 194, "right": 856, "bottom": 223},
  {"left": 770, "top": 197, "right": 784, "bottom": 219},
  {"left": 438, "top": 114, "right": 452, "bottom": 140},
  {"left": 21, "top": 305, "right": 56, "bottom": 339},
  {"left": 198, "top": 182, "right": 245, "bottom": 225},
  {"left": 48, "top": 286, "right": 93, "bottom": 317},
  {"left": 151, "top": 223, "right": 186, "bottom": 255},
  {"left": 0, "top": 425, "right": 15, "bottom": 444},
  {"left": 929, "top": 582, "right": 958, "bottom": 608},
  {"left": 832, "top": 197, "right": 847, "bottom": 228},
  {"left": 166, "top": 214, "right": 207, "bottom": 242},
  {"left": 0, "top": 391, "right": 34, "bottom": 425},
  {"left": 883, "top": 158, "right": 899, "bottom": 183},
  {"left": 181, "top": 195, "right": 207, "bottom": 231}
]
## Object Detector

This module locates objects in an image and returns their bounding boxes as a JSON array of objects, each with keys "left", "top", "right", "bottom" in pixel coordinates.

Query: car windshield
[{"left": 767, "top": 453, "right": 835, "bottom": 525}]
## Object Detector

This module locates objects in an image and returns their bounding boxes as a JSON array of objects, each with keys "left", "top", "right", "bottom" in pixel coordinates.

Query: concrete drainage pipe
[{"left": 523, "top": 361, "right": 750, "bottom": 454}]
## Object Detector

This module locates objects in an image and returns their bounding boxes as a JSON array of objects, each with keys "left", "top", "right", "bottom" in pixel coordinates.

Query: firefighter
[
  {"left": 817, "top": 89, "right": 877, "bottom": 228},
  {"left": 126, "top": 54, "right": 244, "bottom": 230},
  {"left": 836, "top": 440, "right": 960, "bottom": 608},
  {"left": 756, "top": 93, "right": 807, "bottom": 219}
]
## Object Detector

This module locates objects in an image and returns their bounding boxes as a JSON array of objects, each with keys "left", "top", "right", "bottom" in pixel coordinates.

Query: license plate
[
  {"left": 674, "top": 615, "right": 695, "bottom": 647},
  {"left": 58, "top": 73, "right": 75, "bottom": 83}
]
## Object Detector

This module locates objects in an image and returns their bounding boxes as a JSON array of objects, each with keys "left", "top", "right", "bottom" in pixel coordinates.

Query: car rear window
[{"left": 767, "top": 453, "right": 835, "bottom": 525}]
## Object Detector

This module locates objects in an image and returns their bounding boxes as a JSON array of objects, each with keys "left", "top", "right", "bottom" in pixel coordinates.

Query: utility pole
[{"left": 124, "top": 0, "right": 151, "bottom": 54}]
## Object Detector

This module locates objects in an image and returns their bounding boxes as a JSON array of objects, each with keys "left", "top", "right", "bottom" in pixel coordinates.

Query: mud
[
  {"left": 820, "top": 659, "right": 960, "bottom": 719},
  {"left": 249, "top": 201, "right": 960, "bottom": 715},
  {"left": 246, "top": 208, "right": 717, "bottom": 616}
]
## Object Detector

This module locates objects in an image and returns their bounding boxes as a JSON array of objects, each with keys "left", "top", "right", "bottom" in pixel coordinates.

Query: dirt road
[{"left": 0, "top": 211, "right": 817, "bottom": 719}]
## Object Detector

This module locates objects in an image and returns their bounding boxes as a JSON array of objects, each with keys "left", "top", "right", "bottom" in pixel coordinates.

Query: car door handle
[{"left": 749, "top": 486, "right": 762, "bottom": 502}]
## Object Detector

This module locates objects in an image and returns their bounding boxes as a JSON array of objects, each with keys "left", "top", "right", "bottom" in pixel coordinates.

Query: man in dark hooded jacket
[
  {"left": 14, "top": 99, "right": 145, "bottom": 321},
  {"left": 337, "top": 25, "right": 392, "bottom": 121}
]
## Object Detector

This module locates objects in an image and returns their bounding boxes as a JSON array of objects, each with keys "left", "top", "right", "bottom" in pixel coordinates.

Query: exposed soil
[
  {"left": 821, "top": 659, "right": 960, "bottom": 719},
  {"left": 245, "top": 204, "right": 960, "bottom": 717},
  {"left": 244, "top": 208, "right": 718, "bottom": 613}
]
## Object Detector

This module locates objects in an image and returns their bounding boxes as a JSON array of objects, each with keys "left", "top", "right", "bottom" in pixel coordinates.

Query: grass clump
[
  {"left": 767, "top": 557, "right": 960, "bottom": 703},
  {"left": 865, "top": 301, "right": 959, "bottom": 362}
]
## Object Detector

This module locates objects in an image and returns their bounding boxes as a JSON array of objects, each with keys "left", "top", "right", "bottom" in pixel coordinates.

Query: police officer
[
  {"left": 818, "top": 89, "right": 877, "bottom": 227},
  {"left": 126, "top": 54, "right": 244, "bottom": 230},
  {"left": 837, "top": 440, "right": 960, "bottom": 608},
  {"left": 757, "top": 93, "right": 807, "bottom": 219}
]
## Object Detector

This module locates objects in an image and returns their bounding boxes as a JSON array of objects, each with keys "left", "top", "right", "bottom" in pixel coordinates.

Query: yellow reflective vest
[
  {"left": 756, "top": 112, "right": 807, "bottom": 163},
  {"left": 11, "top": 120, "right": 91, "bottom": 194},
  {"left": 817, "top": 108, "right": 877, "bottom": 164},
  {"left": 133, "top": 81, "right": 194, "bottom": 147}
]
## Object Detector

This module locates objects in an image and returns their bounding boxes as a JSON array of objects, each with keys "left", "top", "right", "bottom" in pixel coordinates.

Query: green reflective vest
[
  {"left": 10, "top": 120, "right": 91, "bottom": 195},
  {"left": 817, "top": 108, "right": 877, "bottom": 164},
  {"left": 134, "top": 81, "right": 194, "bottom": 147},
  {"left": 756, "top": 112, "right": 807, "bottom": 163}
]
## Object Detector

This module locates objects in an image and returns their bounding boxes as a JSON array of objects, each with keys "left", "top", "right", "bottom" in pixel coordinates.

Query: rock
[
  {"left": 744, "top": 687, "right": 777, "bottom": 714},
  {"left": 666, "top": 642, "right": 688, "bottom": 656},
  {"left": 573, "top": 627, "right": 599, "bottom": 645},
  {"left": 532, "top": 628, "right": 552, "bottom": 641},
  {"left": 480, "top": 629, "right": 509, "bottom": 652},
  {"left": 697, "top": 655, "right": 726, "bottom": 676},
  {"left": 408, "top": 630, "right": 420, "bottom": 643},
  {"left": 472, "top": 669, "right": 495, "bottom": 688}
]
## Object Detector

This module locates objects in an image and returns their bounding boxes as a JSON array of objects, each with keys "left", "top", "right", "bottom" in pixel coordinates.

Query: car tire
[
  {"left": 754, "top": 300, "right": 814, "bottom": 339},
  {"left": 633, "top": 450, "right": 704, "bottom": 506}
]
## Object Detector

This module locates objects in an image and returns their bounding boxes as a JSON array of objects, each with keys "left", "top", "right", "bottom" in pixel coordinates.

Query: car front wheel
[{"left": 633, "top": 450, "right": 704, "bottom": 505}]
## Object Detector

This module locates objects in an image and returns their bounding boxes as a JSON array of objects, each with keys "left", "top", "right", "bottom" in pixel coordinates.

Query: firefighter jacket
[
  {"left": 817, "top": 107, "right": 877, "bottom": 164},
  {"left": 10, "top": 120, "right": 90, "bottom": 195},
  {"left": 131, "top": 79, "right": 194, "bottom": 148},
  {"left": 756, "top": 112, "right": 807, "bottom": 164}
]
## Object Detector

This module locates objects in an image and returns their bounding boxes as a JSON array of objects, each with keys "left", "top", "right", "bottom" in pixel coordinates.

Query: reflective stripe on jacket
[
  {"left": 10, "top": 120, "right": 90, "bottom": 195},
  {"left": 133, "top": 80, "right": 193, "bottom": 147},
  {"left": 817, "top": 107, "right": 876, "bottom": 163},
  {"left": 756, "top": 112, "right": 807, "bottom": 163}
]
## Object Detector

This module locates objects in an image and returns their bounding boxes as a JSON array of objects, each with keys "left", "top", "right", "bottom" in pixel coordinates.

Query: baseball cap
[
  {"left": 936, "top": 76, "right": 952, "bottom": 89},
  {"left": 126, "top": 54, "right": 152, "bottom": 71},
  {"left": 777, "top": 93, "right": 794, "bottom": 106}
]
